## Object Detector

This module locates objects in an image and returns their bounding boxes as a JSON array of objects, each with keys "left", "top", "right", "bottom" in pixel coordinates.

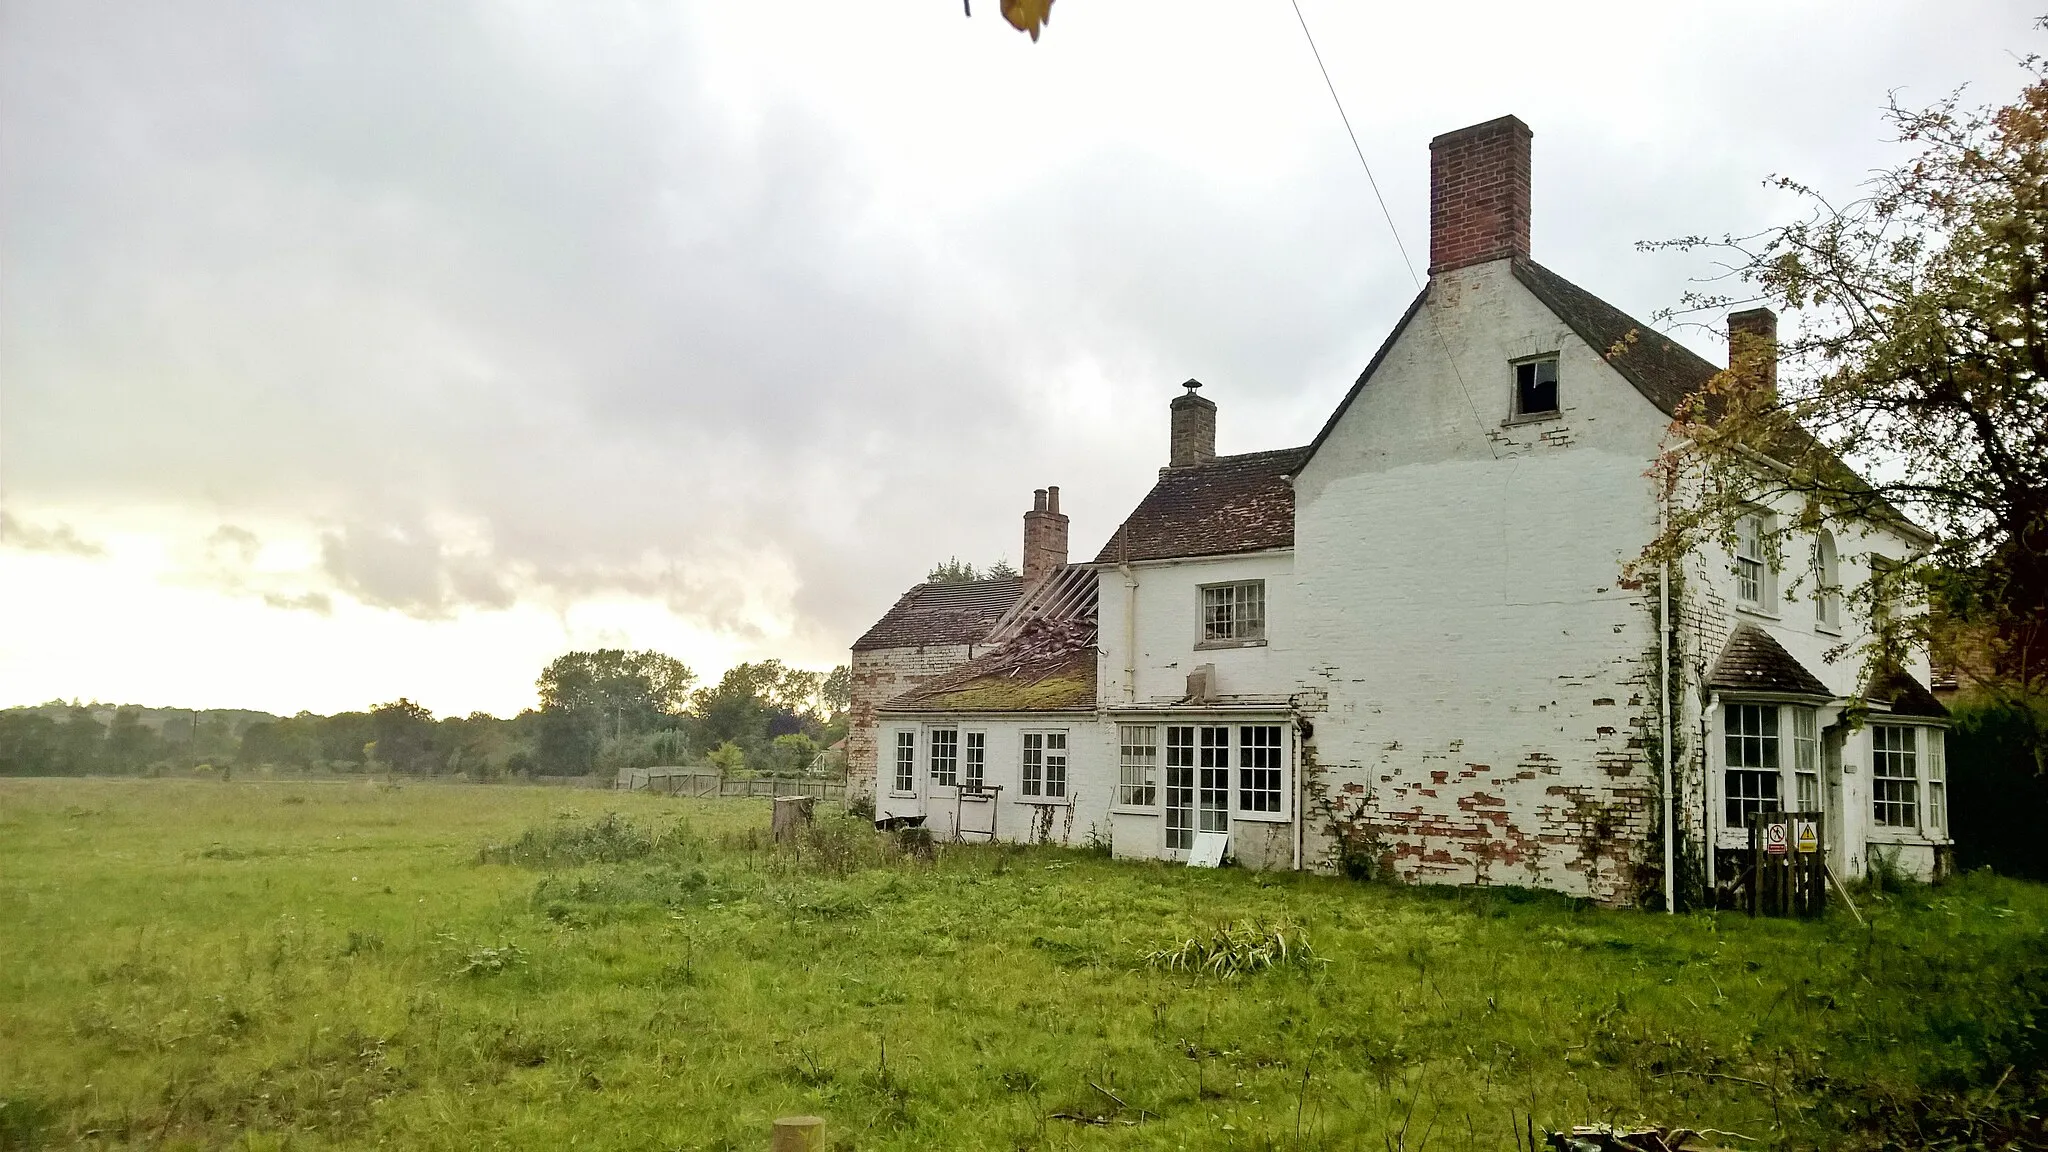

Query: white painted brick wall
[{"left": 1291, "top": 260, "right": 1676, "bottom": 903}]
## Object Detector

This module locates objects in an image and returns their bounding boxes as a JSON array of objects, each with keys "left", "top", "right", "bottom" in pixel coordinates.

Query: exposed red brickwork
[
  {"left": 1022, "top": 487, "right": 1069, "bottom": 585},
  {"left": 1429, "top": 116, "right": 1532, "bottom": 275}
]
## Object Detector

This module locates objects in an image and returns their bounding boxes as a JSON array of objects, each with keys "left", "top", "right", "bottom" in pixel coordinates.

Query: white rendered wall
[
  {"left": 1291, "top": 259, "right": 1675, "bottom": 902},
  {"left": 873, "top": 715, "right": 1116, "bottom": 848},
  {"left": 1096, "top": 552, "right": 1300, "bottom": 706}
]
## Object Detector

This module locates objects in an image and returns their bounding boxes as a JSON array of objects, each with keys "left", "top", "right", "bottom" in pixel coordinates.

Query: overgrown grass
[{"left": 1, "top": 779, "right": 2043, "bottom": 1150}]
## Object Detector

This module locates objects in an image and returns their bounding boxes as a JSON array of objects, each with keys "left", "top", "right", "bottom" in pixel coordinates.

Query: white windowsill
[
  {"left": 1734, "top": 603, "right": 1780, "bottom": 621},
  {"left": 1867, "top": 831, "right": 1950, "bottom": 846},
  {"left": 1815, "top": 621, "right": 1842, "bottom": 637},
  {"left": 1018, "top": 796, "right": 1072, "bottom": 806},
  {"left": 887, "top": 791, "right": 918, "bottom": 799},
  {"left": 1195, "top": 638, "right": 1268, "bottom": 651},
  {"left": 1500, "top": 411, "right": 1561, "bottom": 427},
  {"left": 1111, "top": 806, "right": 1160, "bottom": 817},
  {"left": 1233, "top": 811, "right": 1292, "bottom": 825}
]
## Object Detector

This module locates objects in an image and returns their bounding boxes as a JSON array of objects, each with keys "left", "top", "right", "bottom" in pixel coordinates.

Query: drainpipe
[
  {"left": 1660, "top": 557, "right": 1674, "bottom": 914},
  {"left": 1118, "top": 562, "right": 1138, "bottom": 704},
  {"left": 1291, "top": 718, "right": 1306, "bottom": 872}
]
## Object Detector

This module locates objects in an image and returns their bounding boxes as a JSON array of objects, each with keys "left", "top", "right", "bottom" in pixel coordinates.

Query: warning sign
[
  {"left": 1795, "top": 820, "right": 1819, "bottom": 855},
  {"left": 1764, "top": 821, "right": 1790, "bottom": 855}
]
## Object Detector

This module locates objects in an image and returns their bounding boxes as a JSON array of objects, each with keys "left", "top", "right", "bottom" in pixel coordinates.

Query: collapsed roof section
[{"left": 882, "top": 565, "right": 1098, "bottom": 714}]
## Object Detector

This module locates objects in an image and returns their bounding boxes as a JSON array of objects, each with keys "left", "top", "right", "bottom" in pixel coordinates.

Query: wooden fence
[
  {"left": 622, "top": 767, "right": 849, "bottom": 806},
  {"left": 1747, "top": 810, "right": 1827, "bottom": 918}
]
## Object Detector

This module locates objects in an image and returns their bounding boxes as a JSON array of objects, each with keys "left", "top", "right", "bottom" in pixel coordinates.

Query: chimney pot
[
  {"left": 1022, "top": 485, "right": 1069, "bottom": 586},
  {"left": 1169, "top": 380, "right": 1217, "bottom": 468},
  {"left": 1428, "top": 115, "right": 1533, "bottom": 275}
]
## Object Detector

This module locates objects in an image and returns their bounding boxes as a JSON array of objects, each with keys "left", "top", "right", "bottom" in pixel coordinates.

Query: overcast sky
[{"left": 0, "top": 1, "right": 2035, "bottom": 717}]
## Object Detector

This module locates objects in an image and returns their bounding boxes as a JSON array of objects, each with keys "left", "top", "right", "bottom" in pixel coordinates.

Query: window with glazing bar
[
  {"left": 1021, "top": 731, "right": 1067, "bottom": 799},
  {"left": 892, "top": 730, "right": 916, "bottom": 793},
  {"left": 1872, "top": 725, "right": 1918, "bottom": 828},
  {"left": 1201, "top": 581, "right": 1266, "bottom": 644},
  {"left": 1118, "top": 724, "right": 1158, "bottom": 807},
  {"left": 963, "top": 731, "right": 986, "bottom": 791},
  {"left": 928, "top": 728, "right": 958, "bottom": 788},
  {"left": 1238, "top": 724, "right": 1283, "bottom": 813},
  {"left": 1724, "top": 702, "right": 1781, "bottom": 826}
]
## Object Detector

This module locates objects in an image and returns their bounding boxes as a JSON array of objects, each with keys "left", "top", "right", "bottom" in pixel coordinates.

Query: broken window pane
[{"left": 1515, "top": 356, "right": 1559, "bottom": 416}]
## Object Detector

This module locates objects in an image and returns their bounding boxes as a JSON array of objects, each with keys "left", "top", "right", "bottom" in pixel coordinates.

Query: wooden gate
[{"left": 1748, "top": 810, "right": 1827, "bottom": 918}]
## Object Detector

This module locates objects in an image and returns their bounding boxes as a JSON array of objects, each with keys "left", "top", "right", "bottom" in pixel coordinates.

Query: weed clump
[
  {"left": 477, "top": 812, "right": 699, "bottom": 868},
  {"left": 443, "top": 937, "right": 526, "bottom": 977},
  {"left": 1143, "top": 919, "right": 1325, "bottom": 979}
]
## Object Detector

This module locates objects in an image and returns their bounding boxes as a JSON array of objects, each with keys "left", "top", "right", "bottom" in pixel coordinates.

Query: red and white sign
[{"left": 1764, "top": 822, "right": 1789, "bottom": 855}]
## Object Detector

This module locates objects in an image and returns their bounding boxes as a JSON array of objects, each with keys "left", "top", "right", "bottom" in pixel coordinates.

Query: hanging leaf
[{"left": 1000, "top": 0, "right": 1054, "bottom": 41}]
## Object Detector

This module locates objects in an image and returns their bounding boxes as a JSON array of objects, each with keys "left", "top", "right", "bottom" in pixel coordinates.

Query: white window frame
[
  {"left": 1237, "top": 724, "right": 1286, "bottom": 818},
  {"left": 1792, "top": 707, "right": 1820, "bottom": 811},
  {"left": 890, "top": 729, "right": 917, "bottom": 795},
  {"left": 1723, "top": 701, "right": 1782, "bottom": 828},
  {"left": 1510, "top": 353, "right": 1560, "bottom": 420},
  {"left": 962, "top": 729, "right": 987, "bottom": 792},
  {"left": 1814, "top": 531, "right": 1842, "bottom": 633},
  {"left": 1020, "top": 729, "right": 1068, "bottom": 802},
  {"left": 1926, "top": 727, "right": 1947, "bottom": 838},
  {"left": 1198, "top": 581, "right": 1267, "bottom": 647},
  {"left": 1871, "top": 724, "right": 1919, "bottom": 831},
  {"left": 1117, "top": 724, "right": 1158, "bottom": 809},
  {"left": 1734, "top": 509, "right": 1777, "bottom": 612},
  {"left": 928, "top": 727, "right": 958, "bottom": 789}
]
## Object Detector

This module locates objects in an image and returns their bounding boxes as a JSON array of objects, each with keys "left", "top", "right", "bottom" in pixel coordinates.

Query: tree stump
[
  {"left": 771, "top": 796, "right": 815, "bottom": 844},
  {"left": 770, "top": 1115, "right": 825, "bottom": 1152}
]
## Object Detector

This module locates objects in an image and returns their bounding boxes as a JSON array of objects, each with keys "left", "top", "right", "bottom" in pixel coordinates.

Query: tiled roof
[
  {"left": 882, "top": 619, "right": 1098, "bottom": 713},
  {"left": 851, "top": 577, "right": 1026, "bottom": 652},
  {"left": 1707, "top": 624, "right": 1833, "bottom": 698},
  {"left": 1865, "top": 666, "right": 1950, "bottom": 719},
  {"left": 1091, "top": 447, "right": 1309, "bottom": 564},
  {"left": 1513, "top": 259, "right": 1926, "bottom": 537},
  {"left": 1509, "top": 258, "right": 1721, "bottom": 417}
]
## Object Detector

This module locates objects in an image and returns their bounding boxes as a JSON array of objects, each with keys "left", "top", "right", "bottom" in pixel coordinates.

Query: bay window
[
  {"left": 1871, "top": 724, "right": 1918, "bottom": 829},
  {"left": 1724, "top": 702, "right": 1781, "bottom": 826}
]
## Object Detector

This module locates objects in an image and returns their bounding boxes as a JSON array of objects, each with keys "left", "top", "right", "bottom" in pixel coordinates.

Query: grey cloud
[
  {"left": 1, "top": 1, "right": 2031, "bottom": 661},
  {"left": 0, "top": 511, "right": 104, "bottom": 557},
  {"left": 262, "top": 591, "right": 334, "bottom": 615}
]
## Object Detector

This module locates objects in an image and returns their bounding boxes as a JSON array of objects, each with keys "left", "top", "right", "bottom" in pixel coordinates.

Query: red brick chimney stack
[
  {"left": 1022, "top": 485, "right": 1068, "bottom": 585},
  {"left": 1429, "top": 115, "right": 1533, "bottom": 275},
  {"left": 1727, "top": 307, "right": 1779, "bottom": 398},
  {"left": 1169, "top": 379, "right": 1217, "bottom": 468}
]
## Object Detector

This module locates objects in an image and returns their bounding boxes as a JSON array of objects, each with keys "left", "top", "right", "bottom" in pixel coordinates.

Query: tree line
[{"left": 0, "top": 650, "right": 850, "bottom": 780}]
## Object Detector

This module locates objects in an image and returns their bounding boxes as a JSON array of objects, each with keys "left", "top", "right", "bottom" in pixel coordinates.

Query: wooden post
[
  {"left": 770, "top": 1115, "right": 824, "bottom": 1152},
  {"left": 772, "top": 796, "right": 816, "bottom": 844}
]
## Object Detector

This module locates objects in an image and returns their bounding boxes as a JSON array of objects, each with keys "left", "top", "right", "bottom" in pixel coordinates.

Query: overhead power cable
[{"left": 1287, "top": 0, "right": 1499, "bottom": 458}]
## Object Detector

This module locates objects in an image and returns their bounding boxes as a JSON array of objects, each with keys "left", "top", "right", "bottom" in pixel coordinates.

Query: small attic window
[{"left": 1513, "top": 356, "right": 1560, "bottom": 418}]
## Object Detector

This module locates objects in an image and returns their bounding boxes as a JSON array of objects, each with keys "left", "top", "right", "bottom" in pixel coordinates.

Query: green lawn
[{"left": 1, "top": 779, "right": 2042, "bottom": 1151}]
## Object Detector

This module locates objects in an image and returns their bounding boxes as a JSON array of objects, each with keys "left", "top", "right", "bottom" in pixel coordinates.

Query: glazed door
[
  {"left": 1198, "top": 725, "right": 1231, "bottom": 835},
  {"left": 1164, "top": 726, "right": 1195, "bottom": 855}
]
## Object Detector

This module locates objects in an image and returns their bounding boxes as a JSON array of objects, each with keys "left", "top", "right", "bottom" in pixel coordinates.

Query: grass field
[{"left": 1, "top": 779, "right": 2043, "bottom": 1151}]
